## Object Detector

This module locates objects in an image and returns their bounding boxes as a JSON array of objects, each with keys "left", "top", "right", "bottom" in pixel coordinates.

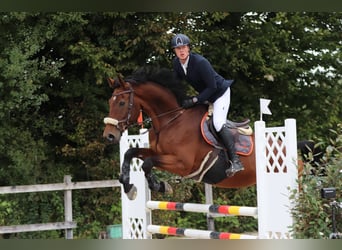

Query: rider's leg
[{"left": 213, "top": 87, "right": 244, "bottom": 175}]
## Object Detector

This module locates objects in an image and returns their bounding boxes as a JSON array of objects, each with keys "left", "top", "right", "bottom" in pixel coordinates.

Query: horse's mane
[{"left": 125, "top": 66, "right": 188, "bottom": 104}]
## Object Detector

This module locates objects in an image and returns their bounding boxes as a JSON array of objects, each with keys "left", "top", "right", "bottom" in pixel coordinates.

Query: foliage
[
  {"left": 290, "top": 123, "right": 342, "bottom": 238},
  {"left": 0, "top": 12, "right": 340, "bottom": 238}
]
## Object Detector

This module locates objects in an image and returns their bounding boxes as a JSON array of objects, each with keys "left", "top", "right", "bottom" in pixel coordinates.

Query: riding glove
[{"left": 182, "top": 97, "right": 198, "bottom": 109}]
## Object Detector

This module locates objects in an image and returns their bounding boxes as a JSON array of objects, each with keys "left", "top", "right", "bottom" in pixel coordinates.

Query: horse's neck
[{"left": 135, "top": 84, "right": 180, "bottom": 129}]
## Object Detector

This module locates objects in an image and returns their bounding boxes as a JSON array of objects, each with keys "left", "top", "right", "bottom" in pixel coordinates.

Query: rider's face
[{"left": 174, "top": 45, "right": 190, "bottom": 63}]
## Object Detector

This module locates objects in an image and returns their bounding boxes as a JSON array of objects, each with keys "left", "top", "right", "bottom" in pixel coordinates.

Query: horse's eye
[{"left": 119, "top": 101, "right": 125, "bottom": 106}]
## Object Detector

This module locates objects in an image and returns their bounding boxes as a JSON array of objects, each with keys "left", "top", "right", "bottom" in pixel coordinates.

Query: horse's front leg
[
  {"left": 141, "top": 157, "right": 173, "bottom": 194},
  {"left": 119, "top": 148, "right": 154, "bottom": 200},
  {"left": 142, "top": 154, "right": 185, "bottom": 194}
]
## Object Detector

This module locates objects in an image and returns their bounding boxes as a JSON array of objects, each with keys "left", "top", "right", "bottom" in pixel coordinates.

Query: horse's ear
[
  {"left": 107, "top": 74, "right": 125, "bottom": 89},
  {"left": 117, "top": 73, "right": 125, "bottom": 88},
  {"left": 107, "top": 78, "right": 116, "bottom": 88}
]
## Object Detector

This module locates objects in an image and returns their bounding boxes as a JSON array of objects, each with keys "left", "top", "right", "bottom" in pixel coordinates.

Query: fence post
[
  {"left": 284, "top": 118, "right": 299, "bottom": 194},
  {"left": 120, "top": 129, "right": 151, "bottom": 239},
  {"left": 254, "top": 120, "right": 267, "bottom": 239},
  {"left": 205, "top": 184, "right": 215, "bottom": 231},
  {"left": 64, "top": 175, "right": 73, "bottom": 239},
  {"left": 255, "top": 119, "right": 298, "bottom": 239}
]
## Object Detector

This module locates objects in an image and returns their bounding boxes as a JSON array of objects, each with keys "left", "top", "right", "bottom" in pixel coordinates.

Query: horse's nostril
[{"left": 107, "top": 133, "right": 115, "bottom": 142}]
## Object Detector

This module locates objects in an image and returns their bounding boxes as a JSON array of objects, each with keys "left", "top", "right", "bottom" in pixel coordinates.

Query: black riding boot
[{"left": 218, "top": 124, "right": 244, "bottom": 176}]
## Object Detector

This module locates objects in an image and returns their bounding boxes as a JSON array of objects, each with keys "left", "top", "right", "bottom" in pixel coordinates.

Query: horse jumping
[{"left": 103, "top": 67, "right": 299, "bottom": 200}]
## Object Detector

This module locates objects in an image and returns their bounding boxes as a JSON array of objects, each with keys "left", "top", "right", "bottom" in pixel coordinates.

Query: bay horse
[{"left": 103, "top": 67, "right": 300, "bottom": 200}]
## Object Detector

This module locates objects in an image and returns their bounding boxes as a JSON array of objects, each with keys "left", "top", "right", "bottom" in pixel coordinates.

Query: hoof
[
  {"left": 162, "top": 181, "right": 173, "bottom": 195},
  {"left": 126, "top": 185, "right": 137, "bottom": 200}
]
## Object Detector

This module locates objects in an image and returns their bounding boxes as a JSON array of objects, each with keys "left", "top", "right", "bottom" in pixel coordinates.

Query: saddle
[
  {"left": 183, "top": 112, "right": 254, "bottom": 184},
  {"left": 200, "top": 113, "right": 254, "bottom": 156}
]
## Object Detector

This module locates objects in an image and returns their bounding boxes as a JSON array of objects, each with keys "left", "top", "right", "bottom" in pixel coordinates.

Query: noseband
[{"left": 103, "top": 83, "right": 135, "bottom": 131}]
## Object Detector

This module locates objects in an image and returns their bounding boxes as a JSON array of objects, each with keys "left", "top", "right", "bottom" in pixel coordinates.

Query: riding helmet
[{"left": 171, "top": 34, "right": 190, "bottom": 48}]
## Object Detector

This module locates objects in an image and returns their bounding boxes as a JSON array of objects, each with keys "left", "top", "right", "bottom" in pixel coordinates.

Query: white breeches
[{"left": 212, "top": 87, "right": 231, "bottom": 132}]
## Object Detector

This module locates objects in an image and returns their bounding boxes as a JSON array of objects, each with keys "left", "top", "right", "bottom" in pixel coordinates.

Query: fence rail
[
  {"left": 0, "top": 175, "right": 121, "bottom": 239},
  {"left": 0, "top": 178, "right": 121, "bottom": 194},
  {"left": 0, "top": 222, "right": 77, "bottom": 234}
]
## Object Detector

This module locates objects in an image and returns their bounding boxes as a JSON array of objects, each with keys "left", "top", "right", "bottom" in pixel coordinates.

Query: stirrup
[{"left": 225, "top": 160, "right": 244, "bottom": 177}]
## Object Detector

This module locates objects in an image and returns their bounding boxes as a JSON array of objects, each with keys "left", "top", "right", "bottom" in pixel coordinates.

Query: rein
[
  {"left": 150, "top": 107, "right": 184, "bottom": 134},
  {"left": 143, "top": 107, "right": 184, "bottom": 149}
]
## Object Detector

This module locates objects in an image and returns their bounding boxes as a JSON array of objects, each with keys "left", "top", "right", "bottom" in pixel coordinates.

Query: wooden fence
[{"left": 0, "top": 175, "right": 121, "bottom": 239}]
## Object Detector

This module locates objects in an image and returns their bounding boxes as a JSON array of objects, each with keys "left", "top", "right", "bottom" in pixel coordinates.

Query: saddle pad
[
  {"left": 235, "top": 133, "right": 253, "bottom": 156},
  {"left": 200, "top": 113, "right": 253, "bottom": 156}
]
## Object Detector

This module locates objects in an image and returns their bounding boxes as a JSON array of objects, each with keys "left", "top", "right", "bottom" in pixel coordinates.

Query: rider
[{"left": 170, "top": 33, "right": 244, "bottom": 176}]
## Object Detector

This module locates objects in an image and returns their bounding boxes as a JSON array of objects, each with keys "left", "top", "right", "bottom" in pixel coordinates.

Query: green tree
[
  {"left": 186, "top": 12, "right": 341, "bottom": 140},
  {"left": 0, "top": 12, "right": 340, "bottom": 238}
]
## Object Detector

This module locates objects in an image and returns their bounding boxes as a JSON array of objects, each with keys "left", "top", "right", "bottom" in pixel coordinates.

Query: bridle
[
  {"left": 103, "top": 82, "right": 135, "bottom": 132},
  {"left": 103, "top": 81, "right": 184, "bottom": 134}
]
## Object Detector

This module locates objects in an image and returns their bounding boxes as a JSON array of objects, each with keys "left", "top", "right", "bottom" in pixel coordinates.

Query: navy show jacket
[{"left": 172, "top": 52, "right": 234, "bottom": 103}]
